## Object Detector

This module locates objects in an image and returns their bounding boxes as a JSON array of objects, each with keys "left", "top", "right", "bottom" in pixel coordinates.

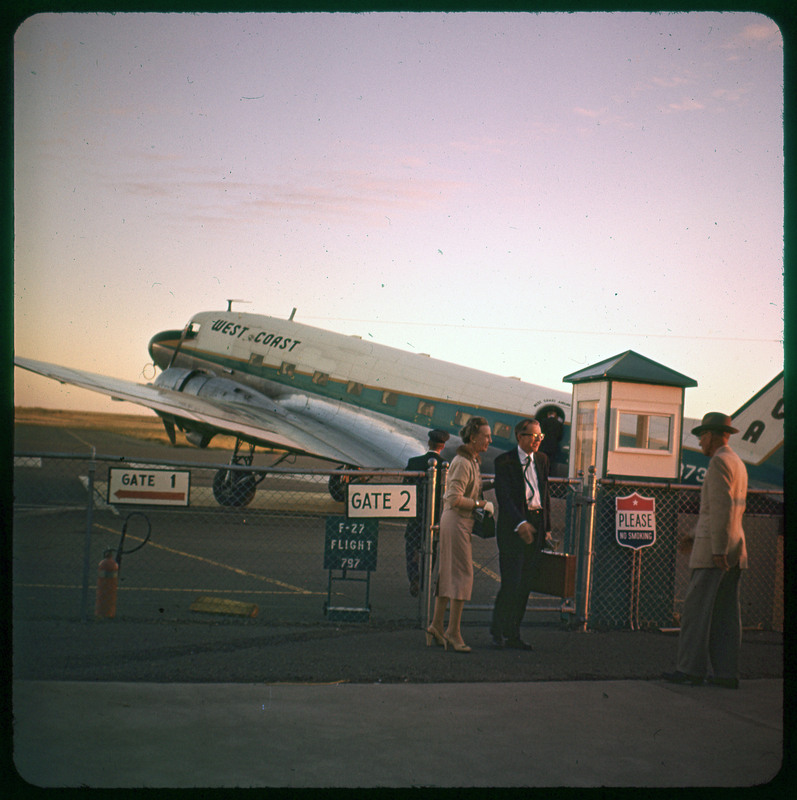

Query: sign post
[
  {"left": 323, "top": 516, "right": 379, "bottom": 622},
  {"left": 615, "top": 491, "right": 656, "bottom": 630},
  {"left": 324, "top": 485, "right": 418, "bottom": 621}
]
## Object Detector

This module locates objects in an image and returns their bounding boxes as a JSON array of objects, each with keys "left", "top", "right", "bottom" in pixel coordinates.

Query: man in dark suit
[
  {"left": 403, "top": 429, "right": 449, "bottom": 596},
  {"left": 490, "top": 418, "right": 551, "bottom": 649}
]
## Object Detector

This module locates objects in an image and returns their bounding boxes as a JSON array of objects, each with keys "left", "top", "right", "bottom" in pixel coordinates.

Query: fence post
[
  {"left": 79, "top": 449, "right": 97, "bottom": 623},
  {"left": 422, "top": 460, "right": 445, "bottom": 629},
  {"left": 574, "top": 466, "right": 597, "bottom": 632}
]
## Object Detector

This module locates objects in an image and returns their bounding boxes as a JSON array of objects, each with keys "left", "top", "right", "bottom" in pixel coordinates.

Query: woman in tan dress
[{"left": 426, "top": 416, "right": 492, "bottom": 653}]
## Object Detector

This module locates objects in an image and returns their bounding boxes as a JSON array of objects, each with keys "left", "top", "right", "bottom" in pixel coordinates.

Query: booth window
[
  {"left": 574, "top": 400, "right": 599, "bottom": 475},
  {"left": 614, "top": 412, "right": 672, "bottom": 451}
]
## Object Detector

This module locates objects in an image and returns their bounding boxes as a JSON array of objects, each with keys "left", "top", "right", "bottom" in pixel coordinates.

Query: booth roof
[{"left": 562, "top": 350, "right": 698, "bottom": 388}]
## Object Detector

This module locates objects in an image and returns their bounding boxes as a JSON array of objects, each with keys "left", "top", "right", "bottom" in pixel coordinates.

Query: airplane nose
[{"left": 148, "top": 329, "right": 183, "bottom": 369}]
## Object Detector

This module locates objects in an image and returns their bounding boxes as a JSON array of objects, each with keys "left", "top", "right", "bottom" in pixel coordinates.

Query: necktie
[{"left": 524, "top": 455, "right": 536, "bottom": 505}]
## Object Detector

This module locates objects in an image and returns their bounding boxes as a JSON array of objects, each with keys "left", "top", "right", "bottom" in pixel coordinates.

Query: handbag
[{"left": 471, "top": 507, "right": 495, "bottom": 539}]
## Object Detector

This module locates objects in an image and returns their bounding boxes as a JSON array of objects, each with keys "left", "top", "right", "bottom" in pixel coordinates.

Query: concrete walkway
[{"left": 13, "top": 678, "right": 783, "bottom": 788}]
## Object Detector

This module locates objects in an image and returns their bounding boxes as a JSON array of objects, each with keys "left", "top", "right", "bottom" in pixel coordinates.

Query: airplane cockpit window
[{"left": 186, "top": 322, "right": 201, "bottom": 339}]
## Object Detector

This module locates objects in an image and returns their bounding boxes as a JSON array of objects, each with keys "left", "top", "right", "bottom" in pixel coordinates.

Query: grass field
[{"left": 14, "top": 407, "right": 239, "bottom": 449}]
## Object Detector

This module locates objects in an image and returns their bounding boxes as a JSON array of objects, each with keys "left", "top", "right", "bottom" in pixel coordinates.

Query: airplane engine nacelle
[
  {"left": 153, "top": 367, "right": 277, "bottom": 447},
  {"left": 155, "top": 367, "right": 278, "bottom": 405}
]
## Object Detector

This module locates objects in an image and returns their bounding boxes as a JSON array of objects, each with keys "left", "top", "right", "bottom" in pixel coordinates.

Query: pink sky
[{"left": 14, "top": 12, "right": 783, "bottom": 419}]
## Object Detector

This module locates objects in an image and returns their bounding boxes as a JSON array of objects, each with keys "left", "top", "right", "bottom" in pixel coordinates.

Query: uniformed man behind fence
[
  {"left": 403, "top": 429, "right": 449, "bottom": 597},
  {"left": 664, "top": 412, "right": 748, "bottom": 689}
]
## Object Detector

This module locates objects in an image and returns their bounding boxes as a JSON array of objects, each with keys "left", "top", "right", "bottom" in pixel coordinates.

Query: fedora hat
[{"left": 691, "top": 412, "right": 739, "bottom": 436}]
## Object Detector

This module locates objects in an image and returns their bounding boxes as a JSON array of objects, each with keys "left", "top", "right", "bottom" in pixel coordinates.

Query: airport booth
[{"left": 562, "top": 351, "right": 697, "bottom": 630}]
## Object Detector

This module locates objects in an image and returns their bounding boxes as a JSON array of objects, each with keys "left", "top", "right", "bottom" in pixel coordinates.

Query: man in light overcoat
[{"left": 664, "top": 412, "right": 748, "bottom": 688}]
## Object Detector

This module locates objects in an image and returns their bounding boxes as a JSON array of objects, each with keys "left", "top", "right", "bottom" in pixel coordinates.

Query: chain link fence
[
  {"left": 13, "top": 452, "right": 783, "bottom": 633},
  {"left": 583, "top": 480, "right": 784, "bottom": 632}
]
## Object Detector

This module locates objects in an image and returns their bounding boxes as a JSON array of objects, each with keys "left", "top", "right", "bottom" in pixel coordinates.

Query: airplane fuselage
[{"left": 148, "top": 310, "right": 573, "bottom": 470}]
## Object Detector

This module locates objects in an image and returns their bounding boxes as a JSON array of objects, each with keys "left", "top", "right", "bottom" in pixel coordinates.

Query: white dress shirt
[{"left": 517, "top": 446, "right": 542, "bottom": 511}]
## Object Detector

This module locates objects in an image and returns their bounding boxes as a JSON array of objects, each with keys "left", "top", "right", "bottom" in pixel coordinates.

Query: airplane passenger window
[
  {"left": 381, "top": 391, "right": 398, "bottom": 406},
  {"left": 249, "top": 354, "right": 264, "bottom": 367},
  {"left": 454, "top": 411, "right": 472, "bottom": 426},
  {"left": 493, "top": 422, "right": 512, "bottom": 439},
  {"left": 312, "top": 371, "right": 329, "bottom": 386},
  {"left": 417, "top": 401, "right": 434, "bottom": 416},
  {"left": 279, "top": 362, "right": 296, "bottom": 378},
  {"left": 347, "top": 381, "right": 363, "bottom": 395}
]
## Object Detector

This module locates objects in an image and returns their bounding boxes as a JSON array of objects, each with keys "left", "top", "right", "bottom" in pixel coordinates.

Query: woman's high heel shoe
[
  {"left": 425, "top": 625, "right": 447, "bottom": 648},
  {"left": 444, "top": 634, "right": 472, "bottom": 653}
]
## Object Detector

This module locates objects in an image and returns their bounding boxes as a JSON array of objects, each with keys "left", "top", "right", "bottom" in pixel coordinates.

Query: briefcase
[{"left": 528, "top": 551, "right": 576, "bottom": 597}]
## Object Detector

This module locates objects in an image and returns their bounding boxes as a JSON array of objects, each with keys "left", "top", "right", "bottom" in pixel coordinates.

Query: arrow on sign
[{"left": 113, "top": 490, "right": 186, "bottom": 501}]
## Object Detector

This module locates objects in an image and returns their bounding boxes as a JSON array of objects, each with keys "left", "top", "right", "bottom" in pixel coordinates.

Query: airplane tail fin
[{"left": 730, "top": 372, "right": 783, "bottom": 468}]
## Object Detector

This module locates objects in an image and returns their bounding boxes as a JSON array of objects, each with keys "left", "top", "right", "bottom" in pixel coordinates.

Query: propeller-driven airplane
[{"left": 15, "top": 305, "right": 783, "bottom": 505}]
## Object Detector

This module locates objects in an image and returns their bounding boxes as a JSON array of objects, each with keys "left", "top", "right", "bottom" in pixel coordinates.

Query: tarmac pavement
[
  {"left": 12, "top": 678, "right": 784, "bottom": 788},
  {"left": 10, "top": 617, "right": 787, "bottom": 790}
]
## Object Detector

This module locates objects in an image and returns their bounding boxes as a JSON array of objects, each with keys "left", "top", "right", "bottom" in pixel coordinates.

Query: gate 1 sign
[
  {"left": 324, "top": 516, "right": 378, "bottom": 571},
  {"left": 615, "top": 492, "right": 656, "bottom": 549},
  {"left": 108, "top": 468, "right": 190, "bottom": 506}
]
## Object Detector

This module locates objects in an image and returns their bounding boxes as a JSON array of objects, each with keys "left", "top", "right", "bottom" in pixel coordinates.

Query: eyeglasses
[{"left": 519, "top": 433, "right": 544, "bottom": 441}]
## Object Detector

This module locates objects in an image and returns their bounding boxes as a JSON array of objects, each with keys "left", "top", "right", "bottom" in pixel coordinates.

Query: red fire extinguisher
[{"left": 95, "top": 549, "right": 119, "bottom": 618}]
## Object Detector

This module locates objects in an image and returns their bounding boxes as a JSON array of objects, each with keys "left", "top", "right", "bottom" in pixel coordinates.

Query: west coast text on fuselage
[{"left": 209, "top": 318, "right": 302, "bottom": 352}]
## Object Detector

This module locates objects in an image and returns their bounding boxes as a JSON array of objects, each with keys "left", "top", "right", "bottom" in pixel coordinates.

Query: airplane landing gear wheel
[
  {"left": 328, "top": 466, "right": 365, "bottom": 502},
  {"left": 212, "top": 470, "right": 257, "bottom": 507}
]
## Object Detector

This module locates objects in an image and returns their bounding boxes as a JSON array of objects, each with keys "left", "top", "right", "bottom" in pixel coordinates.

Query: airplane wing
[{"left": 14, "top": 357, "right": 416, "bottom": 467}]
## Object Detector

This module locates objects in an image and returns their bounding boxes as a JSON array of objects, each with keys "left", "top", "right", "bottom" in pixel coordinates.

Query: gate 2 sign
[
  {"left": 347, "top": 484, "right": 416, "bottom": 518},
  {"left": 615, "top": 492, "right": 656, "bottom": 550}
]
